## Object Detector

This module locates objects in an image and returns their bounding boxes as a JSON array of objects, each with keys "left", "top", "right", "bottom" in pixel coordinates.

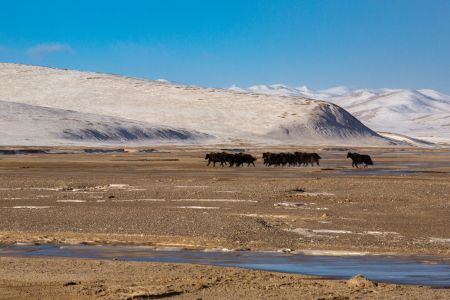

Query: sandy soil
[{"left": 0, "top": 146, "right": 449, "bottom": 298}]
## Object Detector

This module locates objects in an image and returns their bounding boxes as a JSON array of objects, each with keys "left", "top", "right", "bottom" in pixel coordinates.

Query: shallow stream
[{"left": 1, "top": 244, "right": 449, "bottom": 287}]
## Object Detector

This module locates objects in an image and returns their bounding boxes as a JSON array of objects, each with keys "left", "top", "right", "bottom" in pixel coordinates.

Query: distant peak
[
  {"left": 155, "top": 78, "right": 171, "bottom": 84},
  {"left": 319, "top": 86, "right": 352, "bottom": 96},
  {"left": 228, "top": 84, "right": 246, "bottom": 92}
]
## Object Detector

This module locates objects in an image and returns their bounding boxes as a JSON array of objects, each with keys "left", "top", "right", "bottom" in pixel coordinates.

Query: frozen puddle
[
  {"left": 0, "top": 244, "right": 449, "bottom": 287},
  {"left": 172, "top": 199, "right": 258, "bottom": 203}
]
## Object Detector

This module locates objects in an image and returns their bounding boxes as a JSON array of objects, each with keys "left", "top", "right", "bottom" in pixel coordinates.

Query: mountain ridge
[{"left": 234, "top": 84, "right": 450, "bottom": 144}]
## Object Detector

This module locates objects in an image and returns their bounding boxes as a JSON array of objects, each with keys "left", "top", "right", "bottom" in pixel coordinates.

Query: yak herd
[
  {"left": 205, "top": 151, "right": 374, "bottom": 168},
  {"left": 205, "top": 152, "right": 257, "bottom": 167},
  {"left": 263, "top": 152, "right": 321, "bottom": 167}
]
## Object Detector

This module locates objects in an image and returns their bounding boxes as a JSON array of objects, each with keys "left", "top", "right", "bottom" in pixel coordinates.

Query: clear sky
[{"left": 0, "top": 0, "right": 449, "bottom": 92}]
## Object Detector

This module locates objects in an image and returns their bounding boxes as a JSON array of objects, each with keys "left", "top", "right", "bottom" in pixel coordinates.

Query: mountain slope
[
  {"left": 240, "top": 84, "right": 450, "bottom": 143},
  {"left": 0, "top": 63, "right": 393, "bottom": 146},
  {"left": 0, "top": 100, "right": 209, "bottom": 146}
]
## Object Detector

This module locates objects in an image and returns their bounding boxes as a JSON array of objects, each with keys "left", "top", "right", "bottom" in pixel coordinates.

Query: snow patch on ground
[
  {"left": 429, "top": 237, "right": 450, "bottom": 243},
  {"left": 172, "top": 199, "right": 258, "bottom": 203},
  {"left": 312, "top": 229, "right": 353, "bottom": 234},
  {"left": 3, "top": 206, "right": 54, "bottom": 209},
  {"left": 111, "top": 199, "right": 166, "bottom": 202},
  {"left": 174, "top": 206, "right": 220, "bottom": 209},
  {"left": 56, "top": 200, "right": 86, "bottom": 203},
  {"left": 174, "top": 186, "right": 209, "bottom": 188},
  {"left": 293, "top": 250, "right": 371, "bottom": 256},
  {"left": 294, "top": 192, "right": 335, "bottom": 197},
  {"left": 274, "top": 202, "right": 306, "bottom": 208}
]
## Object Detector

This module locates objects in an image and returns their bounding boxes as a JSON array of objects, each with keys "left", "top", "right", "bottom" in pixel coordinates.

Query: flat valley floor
[{"left": 0, "top": 146, "right": 449, "bottom": 299}]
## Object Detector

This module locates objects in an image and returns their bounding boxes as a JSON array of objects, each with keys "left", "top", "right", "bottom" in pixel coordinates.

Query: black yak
[
  {"left": 205, "top": 152, "right": 226, "bottom": 167},
  {"left": 347, "top": 152, "right": 373, "bottom": 168},
  {"left": 303, "top": 153, "right": 321, "bottom": 166}
]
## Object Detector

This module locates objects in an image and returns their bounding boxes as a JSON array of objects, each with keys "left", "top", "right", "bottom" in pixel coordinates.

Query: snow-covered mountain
[
  {"left": 237, "top": 84, "right": 450, "bottom": 144},
  {"left": 0, "top": 63, "right": 395, "bottom": 146}
]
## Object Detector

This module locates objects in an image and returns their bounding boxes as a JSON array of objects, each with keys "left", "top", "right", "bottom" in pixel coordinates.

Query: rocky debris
[
  {"left": 63, "top": 280, "right": 80, "bottom": 286},
  {"left": 290, "top": 188, "right": 306, "bottom": 193},
  {"left": 346, "top": 274, "right": 377, "bottom": 289},
  {"left": 279, "top": 248, "right": 293, "bottom": 253}
]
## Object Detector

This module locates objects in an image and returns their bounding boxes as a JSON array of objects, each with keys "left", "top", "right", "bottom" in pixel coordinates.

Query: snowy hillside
[
  {"left": 238, "top": 84, "right": 450, "bottom": 144},
  {"left": 0, "top": 100, "right": 209, "bottom": 146},
  {"left": 0, "top": 63, "right": 393, "bottom": 146}
]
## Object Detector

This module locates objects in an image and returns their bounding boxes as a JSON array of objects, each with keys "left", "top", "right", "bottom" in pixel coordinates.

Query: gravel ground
[{"left": 0, "top": 146, "right": 449, "bottom": 298}]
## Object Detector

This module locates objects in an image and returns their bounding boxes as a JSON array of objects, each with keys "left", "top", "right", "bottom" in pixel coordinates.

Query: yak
[
  {"left": 205, "top": 152, "right": 222, "bottom": 167},
  {"left": 347, "top": 152, "right": 373, "bottom": 168}
]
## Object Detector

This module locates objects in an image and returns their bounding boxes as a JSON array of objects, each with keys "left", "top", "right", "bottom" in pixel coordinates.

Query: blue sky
[{"left": 0, "top": 0, "right": 449, "bottom": 92}]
